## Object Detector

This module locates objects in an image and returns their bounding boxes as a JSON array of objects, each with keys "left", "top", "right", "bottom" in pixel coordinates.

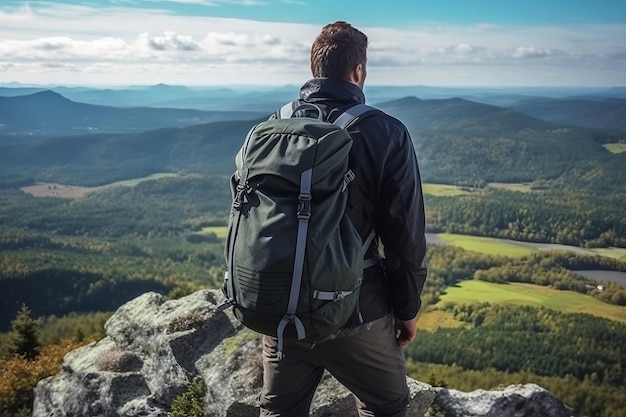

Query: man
[{"left": 259, "top": 21, "right": 427, "bottom": 417}]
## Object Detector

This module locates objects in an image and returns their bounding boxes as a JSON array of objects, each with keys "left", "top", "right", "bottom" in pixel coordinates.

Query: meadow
[
  {"left": 435, "top": 232, "right": 535, "bottom": 257},
  {"left": 437, "top": 280, "right": 626, "bottom": 324},
  {"left": 603, "top": 142, "right": 626, "bottom": 154},
  {"left": 20, "top": 173, "right": 179, "bottom": 198}
]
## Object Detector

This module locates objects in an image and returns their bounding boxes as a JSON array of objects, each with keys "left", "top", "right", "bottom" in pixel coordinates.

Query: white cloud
[
  {"left": 511, "top": 46, "right": 563, "bottom": 59},
  {"left": 141, "top": 31, "right": 201, "bottom": 51},
  {"left": 0, "top": 3, "right": 624, "bottom": 86}
]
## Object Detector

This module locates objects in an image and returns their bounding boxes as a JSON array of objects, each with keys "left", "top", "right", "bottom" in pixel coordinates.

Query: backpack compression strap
[
  {"left": 276, "top": 168, "right": 312, "bottom": 358},
  {"left": 221, "top": 125, "right": 258, "bottom": 310}
]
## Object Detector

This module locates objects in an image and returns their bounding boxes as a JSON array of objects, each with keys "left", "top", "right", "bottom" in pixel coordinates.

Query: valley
[{"left": 20, "top": 173, "right": 179, "bottom": 198}]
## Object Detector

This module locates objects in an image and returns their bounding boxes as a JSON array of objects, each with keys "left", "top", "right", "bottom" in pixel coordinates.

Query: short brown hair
[{"left": 310, "top": 21, "right": 368, "bottom": 80}]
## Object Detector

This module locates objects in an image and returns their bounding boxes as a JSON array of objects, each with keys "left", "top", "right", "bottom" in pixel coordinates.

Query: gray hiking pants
[{"left": 258, "top": 314, "right": 409, "bottom": 417}]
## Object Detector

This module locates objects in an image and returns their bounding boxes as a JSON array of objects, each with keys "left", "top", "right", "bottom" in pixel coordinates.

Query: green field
[
  {"left": 486, "top": 182, "right": 534, "bottom": 192},
  {"left": 590, "top": 247, "right": 626, "bottom": 259},
  {"left": 603, "top": 143, "right": 626, "bottom": 154},
  {"left": 423, "top": 182, "right": 535, "bottom": 196},
  {"left": 438, "top": 280, "right": 626, "bottom": 324},
  {"left": 422, "top": 183, "right": 475, "bottom": 196},
  {"left": 92, "top": 173, "right": 179, "bottom": 189},
  {"left": 201, "top": 226, "right": 228, "bottom": 238},
  {"left": 436, "top": 233, "right": 534, "bottom": 257}
]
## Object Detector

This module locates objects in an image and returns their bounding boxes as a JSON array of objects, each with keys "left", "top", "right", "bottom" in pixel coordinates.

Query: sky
[{"left": 1, "top": 0, "right": 625, "bottom": 88}]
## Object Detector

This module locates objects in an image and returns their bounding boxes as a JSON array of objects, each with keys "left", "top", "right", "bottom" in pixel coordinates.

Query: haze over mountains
[
  {"left": 0, "top": 89, "right": 266, "bottom": 137},
  {"left": 1, "top": 84, "right": 624, "bottom": 190},
  {"left": 1, "top": 82, "right": 625, "bottom": 129}
]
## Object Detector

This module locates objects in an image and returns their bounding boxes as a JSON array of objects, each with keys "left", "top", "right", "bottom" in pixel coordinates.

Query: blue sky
[{"left": 1, "top": 0, "right": 625, "bottom": 87}]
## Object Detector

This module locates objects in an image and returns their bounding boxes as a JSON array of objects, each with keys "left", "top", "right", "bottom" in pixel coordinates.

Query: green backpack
[{"left": 221, "top": 102, "right": 378, "bottom": 357}]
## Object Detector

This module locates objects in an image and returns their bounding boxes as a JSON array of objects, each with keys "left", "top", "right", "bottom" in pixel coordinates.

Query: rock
[
  {"left": 33, "top": 290, "right": 576, "bottom": 417},
  {"left": 433, "top": 383, "right": 577, "bottom": 417}
]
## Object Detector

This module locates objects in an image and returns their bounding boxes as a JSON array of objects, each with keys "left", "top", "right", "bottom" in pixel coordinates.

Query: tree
[{"left": 8, "top": 304, "right": 40, "bottom": 360}]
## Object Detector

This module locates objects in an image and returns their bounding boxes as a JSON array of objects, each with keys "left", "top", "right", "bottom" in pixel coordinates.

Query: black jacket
[{"left": 298, "top": 78, "right": 428, "bottom": 323}]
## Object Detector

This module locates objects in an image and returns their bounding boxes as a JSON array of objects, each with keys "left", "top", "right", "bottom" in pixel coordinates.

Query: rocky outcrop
[{"left": 33, "top": 290, "right": 577, "bottom": 417}]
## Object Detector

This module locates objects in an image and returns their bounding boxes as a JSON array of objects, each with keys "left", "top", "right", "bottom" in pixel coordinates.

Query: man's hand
[{"left": 394, "top": 316, "right": 417, "bottom": 348}]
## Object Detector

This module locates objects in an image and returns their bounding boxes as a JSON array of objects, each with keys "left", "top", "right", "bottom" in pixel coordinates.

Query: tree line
[
  {"left": 406, "top": 303, "right": 626, "bottom": 417},
  {"left": 426, "top": 188, "right": 626, "bottom": 248}
]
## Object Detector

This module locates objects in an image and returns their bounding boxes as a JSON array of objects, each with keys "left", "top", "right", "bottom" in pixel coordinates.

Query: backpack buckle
[
  {"left": 233, "top": 182, "right": 250, "bottom": 210},
  {"left": 341, "top": 170, "right": 355, "bottom": 192},
  {"left": 297, "top": 193, "right": 311, "bottom": 219},
  {"left": 333, "top": 291, "right": 351, "bottom": 301}
]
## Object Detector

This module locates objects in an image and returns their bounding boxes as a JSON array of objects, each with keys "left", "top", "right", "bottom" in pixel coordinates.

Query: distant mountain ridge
[
  {"left": 374, "top": 96, "right": 622, "bottom": 186},
  {"left": 0, "top": 117, "right": 259, "bottom": 187},
  {"left": 510, "top": 97, "right": 626, "bottom": 131},
  {"left": 2, "top": 83, "right": 626, "bottom": 132},
  {"left": 376, "top": 96, "right": 552, "bottom": 134},
  {"left": 0, "top": 90, "right": 266, "bottom": 136}
]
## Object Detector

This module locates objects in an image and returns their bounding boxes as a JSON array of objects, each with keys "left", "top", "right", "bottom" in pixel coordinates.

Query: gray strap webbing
[
  {"left": 276, "top": 315, "right": 305, "bottom": 359},
  {"left": 288, "top": 168, "right": 312, "bottom": 316},
  {"left": 225, "top": 209, "right": 240, "bottom": 301},
  {"left": 276, "top": 101, "right": 375, "bottom": 129},
  {"left": 225, "top": 167, "right": 249, "bottom": 302},
  {"left": 276, "top": 168, "right": 312, "bottom": 358},
  {"left": 363, "top": 253, "right": 384, "bottom": 269},
  {"left": 278, "top": 101, "right": 298, "bottom": 119},
  {"left": 225, "top": 124, "right": 258, "bottom": 304},
  {"left": 362, "top": 230, "right": 383, "bottom": 268},
  {"left": 362, "top": 229, "right": 376, "bottom": 252},
  {"left": 333, "top": 104, "right": 375, "bottom": 129},
  {"left": 312, "top": 289, "right": 355, "bottom": 301}
]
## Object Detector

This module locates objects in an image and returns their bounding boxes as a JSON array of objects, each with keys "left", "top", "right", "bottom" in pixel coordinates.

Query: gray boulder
[{"left": 33, "top": 290, "right": 576, "bottom": 417}]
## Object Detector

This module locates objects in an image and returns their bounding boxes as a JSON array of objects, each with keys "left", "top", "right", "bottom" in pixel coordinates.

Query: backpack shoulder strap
[
  {"left": 273, "top": 100, "right": 379, "bottom": 128},
  {"left": 271, "top": 100, "right": 299, "bottom": 120},
  {"left": 332, "top": 103, "right": 377, "bottom": 129}
]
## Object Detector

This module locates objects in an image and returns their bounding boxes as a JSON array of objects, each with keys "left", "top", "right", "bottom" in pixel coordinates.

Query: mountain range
[
  {"left": 2, "top": 83, "right": 625, "bottom": 129},
  {"left": 0, "top": 86, "right": 624, "bottom": 190}
]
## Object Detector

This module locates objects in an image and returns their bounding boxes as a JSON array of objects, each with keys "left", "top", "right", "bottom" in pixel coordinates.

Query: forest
[{"left": 1, "top": 179, "right": 625, "bottom": 417}]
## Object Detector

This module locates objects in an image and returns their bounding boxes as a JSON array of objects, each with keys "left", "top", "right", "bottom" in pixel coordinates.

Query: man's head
[{"left": 310, "top": 21, "right": 368, "bottom": 88}]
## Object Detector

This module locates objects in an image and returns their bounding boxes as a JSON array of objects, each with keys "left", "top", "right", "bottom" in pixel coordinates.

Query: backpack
[{"left": 220, "top": 101, "right": 379, "bottom": 357}]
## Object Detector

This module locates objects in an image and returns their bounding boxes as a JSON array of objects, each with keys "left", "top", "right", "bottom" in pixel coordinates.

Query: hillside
[
  {"left": 510, "top": 96, "right": 626, "bottom": 131},
  {"left": 0, "top": 90, "right": 265, "bottom": 136},
  {"left": 0, "top": 118, "right": 259, "bottom": 187},
  {"left": 377, "top": 96, "right": 552, "bottom": 134},
  {"left": 376, "top": 96, "right": 623, "bottom": 186},
  {"left": 1, "top": 93, "right": 623, "bottom": 189}
]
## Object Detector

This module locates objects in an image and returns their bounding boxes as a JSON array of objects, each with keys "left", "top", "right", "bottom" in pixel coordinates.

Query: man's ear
[{"left": 348, "top": 63, "right": 365, "bottom": 88}]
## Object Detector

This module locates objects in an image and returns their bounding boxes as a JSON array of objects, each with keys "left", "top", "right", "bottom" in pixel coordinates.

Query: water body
[{"left": 575, "top": 270, "right": 626, "bottom": 285}]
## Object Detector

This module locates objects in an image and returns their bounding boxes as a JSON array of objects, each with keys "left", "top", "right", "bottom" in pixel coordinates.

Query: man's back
[{"left": 297, "top": 77, "right": 427, "bottom": 327}]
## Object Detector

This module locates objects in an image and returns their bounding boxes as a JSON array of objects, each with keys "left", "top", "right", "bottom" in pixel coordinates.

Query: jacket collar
[{"left": 299, "top": 78, "right": 366, "bottom": 105}]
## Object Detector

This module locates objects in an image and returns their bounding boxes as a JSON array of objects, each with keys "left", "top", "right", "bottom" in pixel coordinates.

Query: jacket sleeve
[{"left": 377, "top": 122, "right": 428, "bottom": 320}]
